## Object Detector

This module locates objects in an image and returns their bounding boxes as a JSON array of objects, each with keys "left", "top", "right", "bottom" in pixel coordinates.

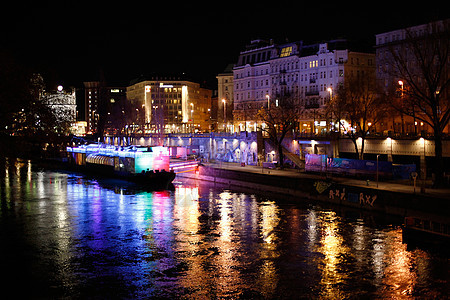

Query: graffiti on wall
[
  {"left": 329, "top": 188, "right": 347, "bottom": 201},
  {"left": 314, "top": 181, "right": 332, "bottom": 194},
  {"left": 329, "top": 187, "right": 378, "bottom": 207}
]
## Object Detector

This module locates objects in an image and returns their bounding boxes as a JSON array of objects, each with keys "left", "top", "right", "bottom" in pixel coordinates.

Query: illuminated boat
[{"left": 66, "top": 144, "right": 175, "bottom": 190}]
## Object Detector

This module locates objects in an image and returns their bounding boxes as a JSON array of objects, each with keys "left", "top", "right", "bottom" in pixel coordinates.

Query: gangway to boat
[{"left": 169, "top": 160, "right": 200, "bottom": 173}]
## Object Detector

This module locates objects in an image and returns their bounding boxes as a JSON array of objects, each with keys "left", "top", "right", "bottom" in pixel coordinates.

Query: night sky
[{"left": 2, "top": 1, "right": 448, "bottom": 89}]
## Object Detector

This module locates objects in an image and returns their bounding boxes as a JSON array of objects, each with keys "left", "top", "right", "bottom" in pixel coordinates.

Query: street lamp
[
  {"left": 376, "top": 154, "right": 380, "bottom": 188},
  {"left": 327, "top": 87, "right": 333, "bottom": 132},
  {"left": 190, "top": 103, "right": 194, "bottom": 133},
  {"left": 222, "top": 99, "right": 227, "bottom": 132},
  {"left": 266, "top": 94, "right": 270, "bottom": 109},
  {"left": 398, "top": 80, "right": 406, "bottom": 134},
  {"left": 420, "top": 137, "right": 426, "bottom": 193},
  {"left": 398, "top": 80, "right": 404, "bottom": 95}
]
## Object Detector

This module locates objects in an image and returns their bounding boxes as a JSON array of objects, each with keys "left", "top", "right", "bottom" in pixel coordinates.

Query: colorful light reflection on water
[{"left": 0, "top": 158, "right": 448, "bottom": 298}]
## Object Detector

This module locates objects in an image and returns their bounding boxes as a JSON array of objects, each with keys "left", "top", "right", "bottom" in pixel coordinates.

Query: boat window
[
  {"left": 443, "top": 224, "right": 448, "bottom": 235},
  {"left": 423, "top": 220, "right": 431, "bottom": 230},
  {"left": 432, "top": 222, "right": 440, "bottom": 233}
]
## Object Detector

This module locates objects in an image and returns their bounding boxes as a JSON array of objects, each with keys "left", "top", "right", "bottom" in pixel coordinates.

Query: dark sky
[{"left": 2, "top": 1, "right": 448, "bottom": 89}]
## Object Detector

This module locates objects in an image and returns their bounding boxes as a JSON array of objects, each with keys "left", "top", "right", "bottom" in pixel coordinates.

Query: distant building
[
  {"left": 83, "top": 82, "right": 126, "bottom": 134},
  {"left": 216, "top": 64, "right": 234, "bottom": 132},
  {"left": 126, "top": 76, "right": 212, "bottom": 133},
  {"left": 375, "top": 19, "right": 449, "bottom": 135},
  {"left": 71, "top": 121, "right": 87, "bottom": 136},
  {"left": 231, "top": 39, "right": 375, "bottom": 133},
  {"left": 84, "top": 81, "right": 100, "bottom": 133}
]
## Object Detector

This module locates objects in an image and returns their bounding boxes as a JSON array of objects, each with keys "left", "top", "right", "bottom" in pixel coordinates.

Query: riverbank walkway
[{"left": 202, "top": 161, "right": 450, "bottom": 200}]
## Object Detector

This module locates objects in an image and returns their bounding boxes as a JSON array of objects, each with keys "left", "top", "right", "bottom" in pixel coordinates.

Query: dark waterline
[{"left": 0, "top": 158, "right": 448, "bottom": 299}]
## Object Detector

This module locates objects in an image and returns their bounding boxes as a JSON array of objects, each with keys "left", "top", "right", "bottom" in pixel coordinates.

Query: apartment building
[{"left": 232, "top": 39, "right": 375, "bottom": 133}]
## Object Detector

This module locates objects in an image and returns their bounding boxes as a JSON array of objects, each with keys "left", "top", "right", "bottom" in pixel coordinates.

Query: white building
[{"left": 232, "top": 39, "right": 375, "bottom": 133}]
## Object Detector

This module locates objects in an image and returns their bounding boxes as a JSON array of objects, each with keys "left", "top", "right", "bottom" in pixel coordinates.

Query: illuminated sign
[
  {"left": 159, "top": 83, "right": 174, "bottom": 88},
  {"left": 145, "top": 86, "right": 151, "bottom": 92}
]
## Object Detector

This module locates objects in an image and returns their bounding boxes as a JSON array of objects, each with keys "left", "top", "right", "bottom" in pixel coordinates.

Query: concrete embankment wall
[{"left": 178, "top": 166, "right": 449, "bottom": 218}]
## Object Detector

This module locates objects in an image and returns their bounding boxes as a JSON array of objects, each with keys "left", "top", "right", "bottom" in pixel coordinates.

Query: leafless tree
[
  {"left": 333, "top": 73, "right": 388, "bottom": 159},
  {"left": 383, "top": 20, "right": 450, "bottom": 186},
  {"left": 256, "top": 93, "right": 301, "bottom": 168}
]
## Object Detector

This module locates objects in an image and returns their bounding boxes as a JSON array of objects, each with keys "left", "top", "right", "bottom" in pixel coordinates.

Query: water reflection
[
  {"left": 381, "top": 230, "right": 421, "bottom": 298},
  {"left": 0, "top": 159, "right": 448, "bottom": 298},
  {"left": 316, "top": 211, "right": 349, "bottom": 299}
]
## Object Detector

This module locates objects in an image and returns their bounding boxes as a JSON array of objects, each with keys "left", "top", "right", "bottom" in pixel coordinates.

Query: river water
[{"left": 0, "top": 158, "right": 448, "bottom": 299}]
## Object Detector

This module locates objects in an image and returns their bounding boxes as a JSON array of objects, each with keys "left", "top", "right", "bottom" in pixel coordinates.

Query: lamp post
[
  {"left": 190, "top": 103, "right": 194, "bottom": 133},
  {"left": 222, "top": 99, "right": 227, "bottom": 132},
  {"left": 327, "top": 87, "right": 333, "bottom": 132},
  {"left": 398, "top": 80, "right": 404, "bottom": 95},
  {"left": 420, "top": 137, "right": 426, "bottom": 193},
  {"left": 398, "top": 80, "right": 405, "bottom": 134},
  {"left": 376, "top": 154, "right": 380, "bottom": 188}
]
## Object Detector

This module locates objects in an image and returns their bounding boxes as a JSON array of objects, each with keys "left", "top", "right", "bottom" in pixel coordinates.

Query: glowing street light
[
  {"left": 190, "top": 103, "right": 194, "bottom": 133},
  {"left": 398, "top": 80, "right": 404, "bottom": 96},
  {"left": 222, "top": 99, "right": 227, "bottom": 132}
]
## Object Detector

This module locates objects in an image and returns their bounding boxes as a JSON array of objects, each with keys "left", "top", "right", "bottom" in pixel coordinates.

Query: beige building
[
  {"left": 127, "top": 76, "right": 212, "bottom": 133},
  {"left": 375, "top": 19, "right": 449, "bottom": 136},
  {"left": 216, "top": 64, "right": 234, "bottom": 132}
]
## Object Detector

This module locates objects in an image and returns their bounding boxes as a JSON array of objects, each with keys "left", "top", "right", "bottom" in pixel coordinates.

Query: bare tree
[
  {"left": 384, "top": 20, "right": 450, "bottom": 186},
  {"left": 333, "top": 73, "right": 387, "bottom": 159},
  {"left": 256, "top": 93, "right": 301, "bottom": 168}
]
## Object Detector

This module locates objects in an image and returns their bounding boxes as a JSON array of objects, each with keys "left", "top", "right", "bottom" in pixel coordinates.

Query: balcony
[
  {"left": 304, "top": 102, "right": 320, "bottom": 109},
  {"left": 305, "top": 90, "right": 319, "bottom": 96}
]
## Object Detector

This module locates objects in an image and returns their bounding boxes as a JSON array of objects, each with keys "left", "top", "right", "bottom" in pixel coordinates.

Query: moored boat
[
  {"left": 402, "top": 216, "right": 450, "bottom": 245},
  {"left": 67, "top": 144, "right": 175, "bottom": 190}
]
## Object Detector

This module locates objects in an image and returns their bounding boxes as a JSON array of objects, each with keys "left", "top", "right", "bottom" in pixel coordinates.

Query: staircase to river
[{"left": 281, "top": 145, "right": 305, "bottom": 169}]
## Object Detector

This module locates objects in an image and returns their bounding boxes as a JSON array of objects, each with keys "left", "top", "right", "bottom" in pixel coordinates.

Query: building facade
[
  {"left": 84, "top": 82, "right": 126, "bottom": 135},
  {"left": 232, "top": 39, "right": 375, "bottom": 133},
  {"left": 126, "top": 76, "right": 212, "bottom": 133},
  {"left": 216, "top": 64, "right": 234, "bottom": 132},
  {"left": 375, "top": 19, "right": 449, "bottom": 136}
]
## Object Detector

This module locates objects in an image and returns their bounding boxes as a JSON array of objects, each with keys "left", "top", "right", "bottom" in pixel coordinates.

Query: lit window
[{"left": 280, "top": 46, "right": 292, "bottom": 57}]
